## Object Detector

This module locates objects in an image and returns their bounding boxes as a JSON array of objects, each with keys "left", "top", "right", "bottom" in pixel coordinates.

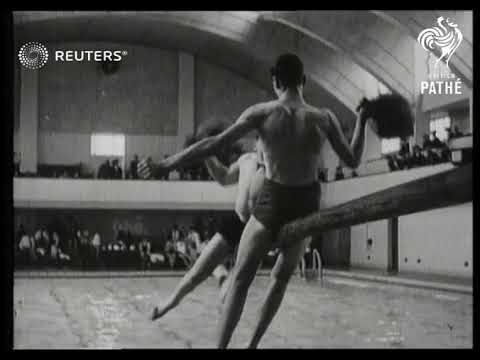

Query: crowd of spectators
[
  {"left": 15, "top": 138, "right": 244, "bottom": 181},
  {"left": 14, "top": 158, "right": 95, "bottom": 179},
  {"left": 97, "top": 159, "right": 123, "bottom": 179},
  {"left": 386, "top": 126, "right": 464, "bottom": 172},
  {"left": 15, "top": 214, "right": 230, "bottom": 272},
  {"left": 317, "top": 126, "right": 467, "bottom": 182},
  {"left": 15, "top": 126, "right": 467, "bottom": 182},
  {"left": 16, "top": 224, "right": 73, "bottom": 269}
]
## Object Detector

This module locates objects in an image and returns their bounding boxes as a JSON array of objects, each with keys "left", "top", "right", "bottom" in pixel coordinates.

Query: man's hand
[
  {"left": 156, "top": 158, "right": 172, "bottom": 172},
  {"left": 151, "top": 158, "right": 176, "bottom": 179}
]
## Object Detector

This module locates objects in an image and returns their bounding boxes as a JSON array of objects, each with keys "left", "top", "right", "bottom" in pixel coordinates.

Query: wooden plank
[{"left": 278, "top": 164, "right": 472, "bottom": 248}]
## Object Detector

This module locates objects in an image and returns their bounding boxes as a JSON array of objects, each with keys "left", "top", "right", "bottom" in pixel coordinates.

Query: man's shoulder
[
  {"left": 246, "top": 100, "right": 282, "bottom": 117},
  {"left": 304, "top": 104, "right": 334, "bottom": 119},
  {"left": 254, "top": 100, "right": 279, "bottom": 109},
  {"left": 303, "top": 106, "right": 336, "bottom": 132}
]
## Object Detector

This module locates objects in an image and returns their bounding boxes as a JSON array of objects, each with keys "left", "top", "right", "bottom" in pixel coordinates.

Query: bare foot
[{"left": 151, "top": 305, "right": 168, "bottom": 321}]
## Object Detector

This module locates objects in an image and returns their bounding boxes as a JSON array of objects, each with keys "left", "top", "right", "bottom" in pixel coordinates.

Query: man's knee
[
  {"left": 231, "top": 265, "right": 256, "bottom": 288},
  {"left": 271, "top": 266, "right": 294, "bottom": 284},
  {"left": 186, "top": 271, "right": 202, "bottom": 286}
]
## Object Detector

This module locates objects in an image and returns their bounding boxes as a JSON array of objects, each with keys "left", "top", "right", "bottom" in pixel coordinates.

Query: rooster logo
[{"left": 417, "top": 17, "right": 463, "bottom": 69}]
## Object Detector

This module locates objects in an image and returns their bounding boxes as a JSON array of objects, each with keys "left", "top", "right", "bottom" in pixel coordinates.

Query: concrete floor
[{"left": 14, "top": 276, "right": 472, "bottom": 349}]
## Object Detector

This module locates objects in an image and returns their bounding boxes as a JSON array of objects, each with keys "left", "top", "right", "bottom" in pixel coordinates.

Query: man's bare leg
[
  {"left": 216, "top": 216, "right": 273, "bottom": 348},
  {"left": 152, "top": 233, "right": 230, "bottom": 321},
  {"left": 247, "top": 238, "right": 307, "bottom": 348},
  {"left": 219, "top": 271, "right": 232, "bottom": 304}
]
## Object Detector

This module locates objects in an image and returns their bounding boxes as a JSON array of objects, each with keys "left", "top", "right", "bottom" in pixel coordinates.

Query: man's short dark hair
[{"left": 270, "top": 53, "right": 305, "bottom": 89}]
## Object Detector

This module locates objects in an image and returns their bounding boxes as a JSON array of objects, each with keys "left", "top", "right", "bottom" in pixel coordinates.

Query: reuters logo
[{"left": 18, "top": 42, "right": 49, "bottom": 69}]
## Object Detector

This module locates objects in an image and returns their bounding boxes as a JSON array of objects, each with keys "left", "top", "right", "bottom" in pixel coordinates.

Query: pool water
[{"left": 14, "top": 275, "right": 472, "bottom": 348}]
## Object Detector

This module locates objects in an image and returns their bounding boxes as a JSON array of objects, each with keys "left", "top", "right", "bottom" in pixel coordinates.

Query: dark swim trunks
[
  {"left": 217, "top": 212, "right": 246, "bottom": 248},
  {"left": 253, "top": 178, "right": 320, "bottom": 235}
]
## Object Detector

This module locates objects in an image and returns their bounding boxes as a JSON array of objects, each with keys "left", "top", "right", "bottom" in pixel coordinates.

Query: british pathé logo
[
  {"left": 418, "top": 16, "right": 463, "bottom": 69},
  {"left": 417, "top": 17, "right": 463, "bottom": 95}
]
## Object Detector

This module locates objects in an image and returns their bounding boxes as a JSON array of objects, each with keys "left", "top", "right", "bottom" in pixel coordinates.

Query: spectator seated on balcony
[
  {"left": 452, "top": 126, "right": 464, "bottom": 139},
  {"left": 430, "top": 131, "right": 443, "bottom": 149},
  {"left": 37, "top": 163, "right": 83, "bottom": 178},
  {"left": 138, "top": 157, "right": 153, "bottom": 180},
  {"left": 420, "top": 133, "right": 440, "bottom": 165},
  {"left": 43, "top": 228, "right": 51, "bottom": 259},
  {"left": 439, "top": 136, "right": 452, "bottom": 163},
  {"left": 50, "top": 231, "right": 71, "bottom": 268},
  {"left": 395, "top": 137, "right": 412, "bottom": 170},
  {"left": 103, "top": 238, "right": 128, "bottom": 269},
  {"left": 168, "top": 169, "right": 180, "bottom": 181},
  {"left": 164, "top": 238, "right": 177, "bottom": 269},
  {"left": 112, "top": 159, "right": 123, "bottom": 179},
  {"left": 425, "top": 148, "right": 441, "bottom": 166},
  {"left": 78, "top": 230, "right": 90, "bottom": 270},
  {"left": 398, "top": 138, "right": 410, "bottom": 157},
  {"left": 122, "top": 232, "right": 139, "bottom": 269},
  {"left": 186, "top": 225, "right": 202, "bottom": 262},
  {"left": 129, "top": 154, "right": 139, "bottom": 179},
  {"left": 16, "top": 224, "right": 26, "bottom": 244},
  {"left": 386, "top": 154, "right": 398, "bottom": 172},
  {"left": 422, "top": 134, "right": 432, "bottom": 151},
  {"left": 317, "top": 168, "right": 327, "bottom": 182},
  {"left": 178, "top": 167, "right": 187, "bottom": 180},
  {"left": 335, "top": 166, "right": 345, "bottom": 181},
  {"left": 49, "top": 231, "right": 60, "bottom": 267},
  {"left": 33, "top": 229, "right": 44, "bottom": 260},
  {"left": 113, "top": 239, "right": 127, "bottom": 251},
  {"left": 139, "top": 238, "right": 152, "bottom": 271},
  {"left": 189, "top": 164, "right": 204, "bottom": 181},
  {"left": 148, "top": 237, "right": 167, "bottom": 269},
  {"left": 446, "top": 127, "right": 454, "bottom": 142},
  {"left": 411, "top": 145, "right": 426, "bottom": 167},
  {"left": 149, "top": 252, "right": 166, "bottom": 268},
  {"left": 97, "top": 160, "right": 112, "bottom": 179},
  {"left": 17, "top": 227, "right": 32, "bottom": 268},
  {"left": 91, "top": 231, "right": 101, "bottom": 268},
  {"left": 175, "top": 236, "right": 191, "bottom": 268}
]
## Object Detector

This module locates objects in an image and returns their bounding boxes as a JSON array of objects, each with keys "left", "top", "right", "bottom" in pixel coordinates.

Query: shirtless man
[
  {"left": 151, "top": 143, "right": 265, "bottom": 321},
  {"left": 156, "top": 53, "right": 369, "bottom": 348}
]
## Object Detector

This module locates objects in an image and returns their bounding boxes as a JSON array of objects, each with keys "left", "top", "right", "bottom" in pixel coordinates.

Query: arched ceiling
[
  {"left": 14, "top": 11, "right": 472, "bottom": 129},
  {"left": 259, "top": 11, "right": 415, "bottom": 99},
  {"left": 259, "top": 10, "right": 472, "bottom": 92},
  {"left": 14, "top": 11, "right": 357, "bottom": 127}
]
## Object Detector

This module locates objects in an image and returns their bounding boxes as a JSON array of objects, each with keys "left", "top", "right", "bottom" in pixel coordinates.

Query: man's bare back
[{"left": 254, "top": 99, "right": 327, "bottom": 186}]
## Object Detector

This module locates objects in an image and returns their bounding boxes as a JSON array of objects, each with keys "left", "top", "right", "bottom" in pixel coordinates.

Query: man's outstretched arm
[
  {"left": 158, "top": 104, "right": 267, "bottom": 171},
  {"left": 204, "top": 157, "right": 240, "bottom": 186},
  {"left": 322, "top": 108, "right": 369, "bottom": 169}
]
